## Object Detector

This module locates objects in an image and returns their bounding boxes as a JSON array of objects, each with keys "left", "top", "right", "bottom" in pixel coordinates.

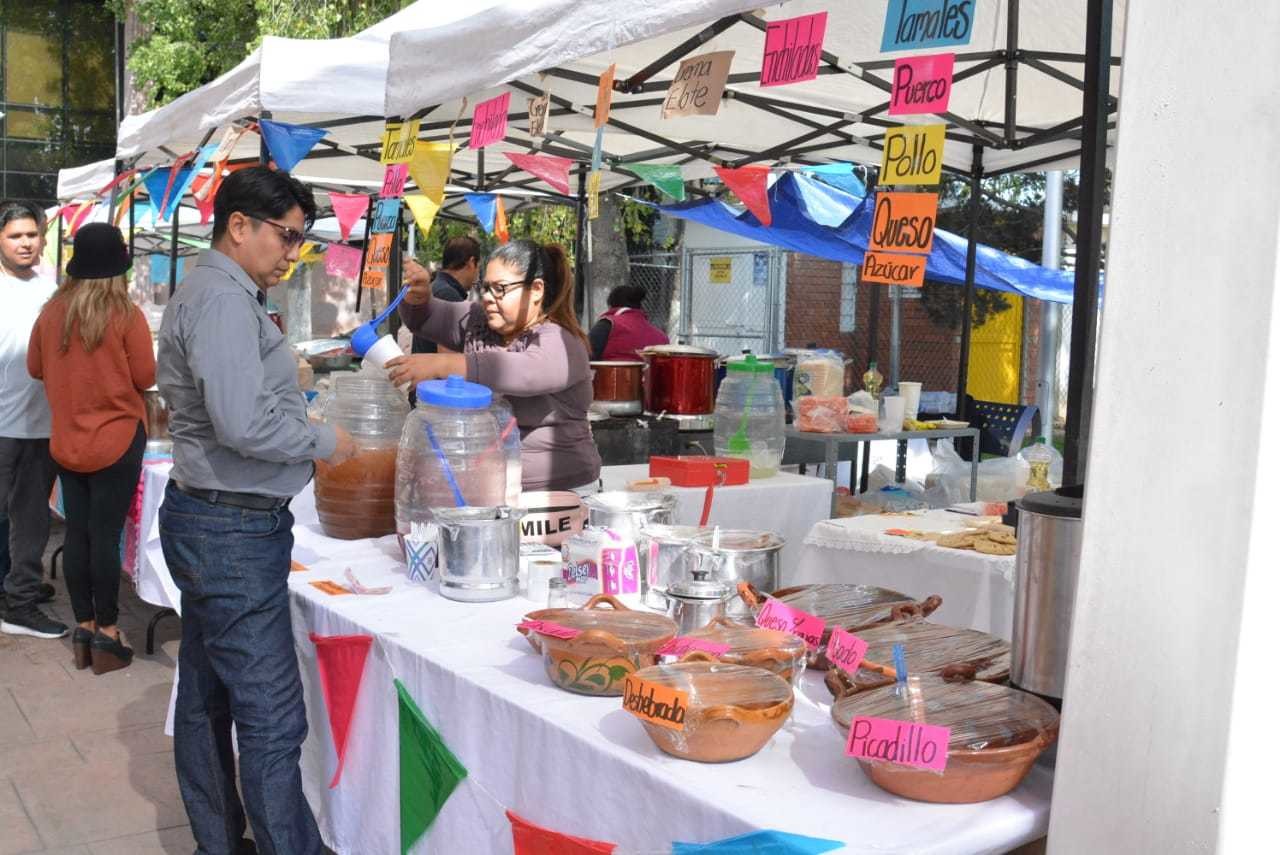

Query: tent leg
[
  {"left": 866, "top": 284, "right": 881, "bottom": 371},
  {"left": 1038, "top": 171, "right": 1065, "bottom": 440},
  {"left": 1062, "top": 0, "right": 1113, "bottom": 485},
  {"left": 168, "top": 212, "right": 178, "bottom": 298},
  {"left": 575, "top": 168, "right": 587, "bottom": 324},
  {"left": 354, "top": 196, "right": 374, "bottom": 315},
  {"left": 889, "top": 286, "right": 902, "bottom": 388},
  {"left": 956, "top": 144, "right": 984, "bottom": 421},
  {"left": 55, "top": 214, "right": 64, "bottom": 285}
]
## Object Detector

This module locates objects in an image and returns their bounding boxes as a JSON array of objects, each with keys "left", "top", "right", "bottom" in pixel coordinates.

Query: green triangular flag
[
  {"left": 397, "top": 679, "right": 467, "bottom": 854},
  {"left": 628, "top": 163, "right": 686, "bottom": 201}
]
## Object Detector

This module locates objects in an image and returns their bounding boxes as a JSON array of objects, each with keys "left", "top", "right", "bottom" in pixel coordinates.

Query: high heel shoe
[
  {"left": 90, "top": 631, "right": 133, "bottom": 675},
  {"left": 72, "top": 627, "right": 93, "bottom": 670}
]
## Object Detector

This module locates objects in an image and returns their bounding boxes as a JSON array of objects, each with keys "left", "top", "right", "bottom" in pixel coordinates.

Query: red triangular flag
[
  {"left": 310, "top": 632, "right": 373, "bottom": 788},
  {"left": 330, "top": 193, "right": 369, "bottom": 242},
  {"left": 714, "top": 164, "right": 773, "bottom": 226},
  {"left": 502, "top": 152, "right": 573, "bottom": 196},
  {"left": 66, "top": 202, "right": 97, "bottom": 236},
  {"left": 507, "top": 810, "right": 617, "bottom": 855}
]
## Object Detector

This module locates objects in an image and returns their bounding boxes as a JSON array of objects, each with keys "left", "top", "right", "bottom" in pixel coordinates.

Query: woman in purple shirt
[{"left": 388, "top": 240, "right": 602, "bottom": 493}]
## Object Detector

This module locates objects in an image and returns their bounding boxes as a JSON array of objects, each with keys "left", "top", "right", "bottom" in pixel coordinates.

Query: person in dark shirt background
[{"left": 409, "top": 235, "right": 481, "bottom": 354}]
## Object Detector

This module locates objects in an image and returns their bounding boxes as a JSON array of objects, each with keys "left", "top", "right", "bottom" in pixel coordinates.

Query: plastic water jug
[
  {"left": 314, "top": 367, "right": 410, "bottom": 539},
  {"left": 713, "top": 354, "right": 786, "bottom": 477},
  {"left": 394, "top": 375, "right": 516, "bottom": 535}
]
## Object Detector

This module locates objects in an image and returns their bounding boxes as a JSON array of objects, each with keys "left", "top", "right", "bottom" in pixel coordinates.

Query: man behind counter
[{"left": 411, "top": 235, "right": 481, "bottom": 354}]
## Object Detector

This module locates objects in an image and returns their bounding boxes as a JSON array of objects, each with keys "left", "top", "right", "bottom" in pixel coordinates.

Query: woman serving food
[{"left": 387, "top": 239, "right": 601, "bottom": 494}]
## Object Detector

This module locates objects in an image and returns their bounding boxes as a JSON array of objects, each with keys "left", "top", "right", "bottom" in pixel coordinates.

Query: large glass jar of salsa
[{"left": 314, "top": 368, "right": 410, "bottom": 539}]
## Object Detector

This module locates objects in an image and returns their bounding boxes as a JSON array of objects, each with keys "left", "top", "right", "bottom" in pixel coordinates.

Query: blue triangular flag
[
  {"left": 465, "top": 193, "right": 498, "bottom": 234},
  {"left": 149, "top": 253, "right": 184, "bottom": 285},
  {"left": 802, "top": 162, "right": 866, "bottom": 198},
  {"left": 258, "top": 119, "right": 327, "bottom": 173},
  {"left": 142, "top": 168, "right": 174, "bottom": 222},
  {"left": 672, "top": 830, "right": 844, "bottom": 855},
  {"left": 165, "top": 143, "right": 219, "bottom": 219}
]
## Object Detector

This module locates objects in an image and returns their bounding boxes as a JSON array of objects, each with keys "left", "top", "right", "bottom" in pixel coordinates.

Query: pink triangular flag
[
  {"left": 714, "top": 165, "right": 772, "bottom": 226},
  {"left": 329, "top": 193, "right": 369, "bottom": 242},
  {"left": 324, "top": 243, "right": 364, "bottom": 280},
  {"left": 309, "top": 632, "right": 373, "bottom": 788},
  {"left": 503, "top": 152, "right": 574, "bottom": 196}
]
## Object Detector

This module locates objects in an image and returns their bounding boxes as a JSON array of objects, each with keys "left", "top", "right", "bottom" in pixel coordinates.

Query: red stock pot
[
  {"left": 590, "top": 361, "right": 645, "bottom": 416},
  {"left": 640, "top": 345, "right": 719, "bottom": 419}
]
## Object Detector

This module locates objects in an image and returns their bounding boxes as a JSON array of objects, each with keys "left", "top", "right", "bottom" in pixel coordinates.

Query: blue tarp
[{"left": 652, "top": 171, "right": 1074, "bottom": 304}]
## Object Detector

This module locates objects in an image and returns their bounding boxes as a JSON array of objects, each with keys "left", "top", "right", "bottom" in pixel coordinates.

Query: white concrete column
[{"left": 1048, "top": 2, "right": 1280, "bottom": 852}]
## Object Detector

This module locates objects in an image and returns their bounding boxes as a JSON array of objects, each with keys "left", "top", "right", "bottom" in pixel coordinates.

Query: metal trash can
[{"left": 1011, "top": 484, "right": 1084, "bottom": 699}]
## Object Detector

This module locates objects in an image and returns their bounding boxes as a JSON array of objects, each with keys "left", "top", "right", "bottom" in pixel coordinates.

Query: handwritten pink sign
[
  {"left": 825, "top": 627, "right": 869, "bottom": 672},
  {"left": 469, "top": 92, "right": 511, "bottom": 150},
  {"left": 889, "top": 52, "right": 955, "bottom": 116},
  {"left": 760, "top": 11, "right": 828, "bottom": 87},
  {"left": 380, "top": 163, "right": 408, "bottom": 198},
  {"left": 657, "top": 637, "right": 732, "bottom": 658},
  {"left": 517, "top": 619, "right": 581, "bottom": 640},
  {"left": 845, "top": 716, "right": 951, "bottom": 772},
  {"left": 754, "top": 598, "right": 826, "bottom": 650}
]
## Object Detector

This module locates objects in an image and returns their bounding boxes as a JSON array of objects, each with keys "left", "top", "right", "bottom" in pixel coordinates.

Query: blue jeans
[{"left": 159, "top": 483, "right": 321, "bottom": 855}]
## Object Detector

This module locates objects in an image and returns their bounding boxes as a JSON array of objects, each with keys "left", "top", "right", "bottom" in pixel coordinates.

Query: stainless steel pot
[
  {"left": 686, "top": 530, "right": 785, "bottom": 617},
  {"left": 1011, "top": 485, "right": 1083, "bottom": 699},
  {"left": 637, "top": 524, "right": 708, "bottom": 609},
  {"left": 433, "top": 505, "right": 525, "bottom": 602},
  {"left": 654, "top": 570, "right": 736, "bottom": 635}
]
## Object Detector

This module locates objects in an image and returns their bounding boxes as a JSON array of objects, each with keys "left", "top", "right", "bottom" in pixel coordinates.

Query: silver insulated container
[
  {"left": 433, "top": 506, "right": 525, "bottom": 602},
  {"left": 1011, "top": 485, "right": 1084, "bottom": 699},
  {"left": 685, "top": 530, "right": 785, "bottom": 617}
]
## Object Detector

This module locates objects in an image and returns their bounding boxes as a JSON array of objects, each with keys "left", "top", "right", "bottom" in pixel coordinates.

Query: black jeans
[
  {"left": 0, "top": 437, "right": 57, "bottom": 612},
  {"left": 57, "top": 423, "right": 146, "bottom": 627}
]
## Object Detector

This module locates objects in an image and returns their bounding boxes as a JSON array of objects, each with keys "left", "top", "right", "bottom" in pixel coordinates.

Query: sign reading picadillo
[{"left": 845, "top": 716, "right": 951, "bottom": 772}]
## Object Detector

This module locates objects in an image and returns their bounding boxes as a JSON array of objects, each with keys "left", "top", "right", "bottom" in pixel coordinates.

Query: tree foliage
[{"left": 113, "top": 0, "right": 407, "bottom": 108}]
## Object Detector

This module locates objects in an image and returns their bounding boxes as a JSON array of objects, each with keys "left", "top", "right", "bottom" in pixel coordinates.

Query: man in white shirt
[{"left": 0, "top": 200, "right": 64, "bottom": 639}]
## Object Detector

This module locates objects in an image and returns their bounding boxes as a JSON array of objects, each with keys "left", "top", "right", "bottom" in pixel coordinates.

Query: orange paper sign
[
  {"left": 869, "top": 192, "right": 937, "bottom": 255},
  {"left": 595, "top": 63, "right": 616, "bottom": 129},
  {"left": 361, "top": 232, "right": 394, "bottom": 290},
  {"left": 861, "top": 251, "right": 925, "bottom": 286},
  {"left": 310, "top": 580, "right": 353, "bottom": 596},
  {"left": 622, "top": 675, "right": 688, "bottom": 731}
]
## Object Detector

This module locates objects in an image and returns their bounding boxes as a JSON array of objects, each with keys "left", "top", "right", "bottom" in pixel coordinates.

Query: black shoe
[
  {"left": 1, "top": 606, "right": 69, "bottom": 639},
  {"left": 36, "top": 583, "right": 56, "bottom": 604},
  {"left": 90, "top": 630, "right": 134, "bottom": 675},
  {"left": 72, "top": 627, "right": 94, "bottom": 669}
]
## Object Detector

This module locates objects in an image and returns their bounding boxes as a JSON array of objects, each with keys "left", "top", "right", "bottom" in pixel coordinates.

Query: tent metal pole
[
  {"left": 1063, "top": 0, "right": 1114, "bottom": 485},
  {"left": 259, "top": 110, "right": 271, "bottom": 164},
  {"left": 575, "top": 168, "right": 587, "bottom": 323},
  {"left": 354, "top": 196, "right": 374, "bottom": 315},
  {"left": 1005, "top": 0, "right": 1020, "bottom": 146},
  {"left": 889, "top": 287, "right": 901, "bottom": 388},
  {"left": 477, "top": 149, "right": 486, "bottom": 192},
  {"left": 387, "top": 210, "right": 404, "bottom": 338},
  {"left": 128, "top": 180, "right": 136, "bottom": 261},
  {"left": 956, "top": 144, "right": 984, "bottom": 420},
  {"left": 168, "top": 209, "right": 179, "bottom": 298},
  {"left": 1038, "top": 170, "right": 1064, "bottom": 441},
  {"left": 866, "top": 280, "right": 881, "bottom": 373},
  {"left": 620, "top": 14, "right": 742, "bottom": 91},
  {"left": 107, "top": 160, "right": 121, "bottom": 222},
  {"left": 55, "top": 215, "right": 64, "bottom": 285}
]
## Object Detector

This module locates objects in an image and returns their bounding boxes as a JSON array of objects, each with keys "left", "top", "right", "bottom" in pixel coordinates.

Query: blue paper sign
[
  {"left": 881, "top": 0, "right": 975, "bottom": 53},
  {"left": 371, "top": 198, "right": 401, "bottom": 234}
]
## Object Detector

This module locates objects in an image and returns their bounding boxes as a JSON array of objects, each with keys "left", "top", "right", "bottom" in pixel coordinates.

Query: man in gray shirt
[{"left": 157, "top": 166, "right": 353, "bottom": 855}]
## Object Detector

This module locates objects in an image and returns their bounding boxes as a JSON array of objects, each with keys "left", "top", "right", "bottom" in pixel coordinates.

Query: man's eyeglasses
[
  {"left": 245, "top": 214, "right": 307, "bottom": 249},
  {"left": 475, "top": 279, "right": 529, "bottom": 300}
]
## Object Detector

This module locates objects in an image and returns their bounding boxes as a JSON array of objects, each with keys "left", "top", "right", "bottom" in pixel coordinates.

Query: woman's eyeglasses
[
  {"left": 475, "top": 279, "right": 529, "bottom": 300},
  {"left": 245, "top": 214, "right": 307, "bottom": 249}
]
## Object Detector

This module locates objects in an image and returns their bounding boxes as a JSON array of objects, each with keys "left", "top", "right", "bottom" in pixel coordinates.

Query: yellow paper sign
[
  {"left": 879, "top": 124, "right": 945, "bottom": 186},
  {"left": 587, "top": 170, "right": 602, "bottom": 220},
  {"left": 408, "top": 141, "right": 455, "bottom": 204},
  {"left": 380, "top": 119, "right": 422, "bottom": 164},
  {"left": 622, "top": 675, "right": 688, "bottom": 731},
  {"left": 709, "top": 257, "right": 732, "bottom": 283}
]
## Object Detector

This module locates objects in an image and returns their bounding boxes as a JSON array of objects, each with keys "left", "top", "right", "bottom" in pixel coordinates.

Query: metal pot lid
[
  {"left": 669, "top": 572, "right": 732, "bottom": 599},
  {"left": 584, "top": 491, "right": 678, "bottom": 513},
  {"left": 639, "top": 344, "right": 719, "bottom": 358},
  {"left": 1016, "top": 484, "right": 1083, "bottom": 519},
  {"left": 590, "top": 360, "right": 645, "bottom": 367},
  {"left": 639, "top": 524, "right": 709, "bottom": 543},
  {"left": 690, "top": 529, "right": 785, "bottom": 553}
]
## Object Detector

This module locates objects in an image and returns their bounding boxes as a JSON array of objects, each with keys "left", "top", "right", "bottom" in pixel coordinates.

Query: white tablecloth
[
  {"left": 600, "top": 464, "right": 833, "bottom": 573},
  {"left": 790, "top": 510, "right": 1017, "bottom": 639},
  {"left": 137, "top": 470, "right": 1049, "bottom": 854}
]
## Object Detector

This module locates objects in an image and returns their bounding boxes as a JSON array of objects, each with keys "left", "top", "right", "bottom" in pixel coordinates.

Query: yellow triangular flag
[
  {"left": 298, "top": 241, "right": 323, "bottom": 264},
  {"left": 403, "top": 194, "right": 441, "bottom": 236},
  {"left": 407, "top": 141, "right": 454, "bottom": 205}
]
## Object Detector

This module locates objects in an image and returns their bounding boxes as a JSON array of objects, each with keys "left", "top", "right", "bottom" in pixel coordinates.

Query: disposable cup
[
  {"left": 899, "top": 382, "right": 922, "bottom": 420},
  {"left": 879, "top": 395, "right": 906, "bottom": 433},
  {"left": 362, "top": 334, "right": 403, "bottom": 369}
]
